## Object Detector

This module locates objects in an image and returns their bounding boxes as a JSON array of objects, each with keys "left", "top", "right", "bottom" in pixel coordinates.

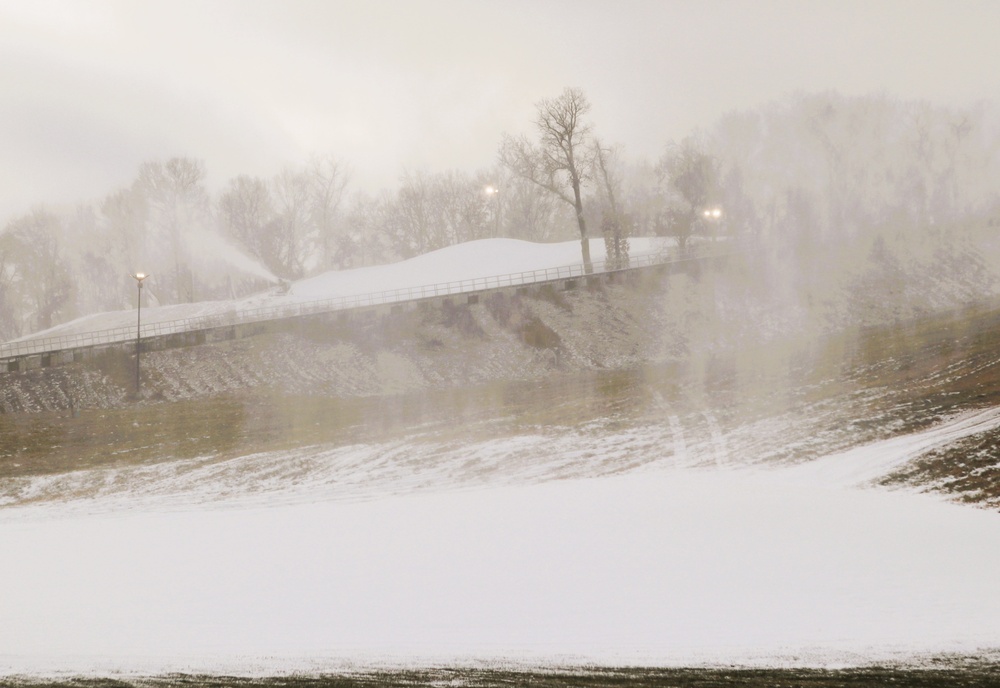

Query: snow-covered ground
[
  {"left": 7, "top": 238, "right": 673, "bottom": 345},
  {"left": 2, "top": 407, "right": 1000, "bottom": 675},
  {"left": 3, "top": 236, "right": 1000, "bottom": 676}
]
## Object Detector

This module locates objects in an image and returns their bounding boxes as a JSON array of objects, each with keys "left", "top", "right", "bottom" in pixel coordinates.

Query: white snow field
[
  {"left": 3, "top": 237, "right": 1000, "bottom": 675},
  {"left": 2, "top": 409, "right": 1000, "bottom": 675}
]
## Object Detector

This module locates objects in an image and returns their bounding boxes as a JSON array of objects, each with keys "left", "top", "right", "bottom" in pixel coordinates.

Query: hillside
[
  {"left": 5, "top": 237, "right": 1000, "bottom": 671},
  {"left": 2, "top": 238, "right": 1000, "bottom": 511}
]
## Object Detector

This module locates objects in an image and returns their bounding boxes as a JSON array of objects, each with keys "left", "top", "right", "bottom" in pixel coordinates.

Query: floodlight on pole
[{"left": 131, "top": 272, "right": 148, "bottom": 396}]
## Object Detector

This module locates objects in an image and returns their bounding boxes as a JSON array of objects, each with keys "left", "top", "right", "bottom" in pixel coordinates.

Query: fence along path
[{"left": 0, "top": 243, "right": 725, "bottom": 361}]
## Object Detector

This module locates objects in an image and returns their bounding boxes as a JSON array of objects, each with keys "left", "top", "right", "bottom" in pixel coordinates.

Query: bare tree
[
  {"left": 135, "top": 157, "right": 209, "bottom": 302},
  {"left": 340, "top": 191, "right": 394, "bottom": 268},
  {"left": 348, "top": 170, "right": 503, "bottom": 265},
  {"left": 219, "top": 175, "right": 280, "bottom": 274},
  {"left": 271, "top": 167, "right": 311, "bottom": 278},
  {"left": 431, "top": 170, "right": 494, "bottom": 245},
  {"left": 656, "top": 137, "right": 720, "bottom": 250},
  {"left": 63, "top": 204, "right": 118, "bottom": 318},
  {"left": 0, "top": 229, "right": 22, "bottom": 339},
  {"left": 388, "top": 170, "right": 439, "bottom": 258},
  {"left": 307, "top": 154, "right": 350, "bottom": 270},
  {"left": 2, "top": 210, "right": 74, "bottom": 332},
  {"left": 101, "top": 186, "right": 148, "bottom": 272},
  {"left": 500, "top": 87, "right": 595, "bottom": 271},
  {"left": 502, "top": 176, "right": 571, "bottom": 241},
  {"left": 593, "top": 139, "right": 631, "bottom": 269}
]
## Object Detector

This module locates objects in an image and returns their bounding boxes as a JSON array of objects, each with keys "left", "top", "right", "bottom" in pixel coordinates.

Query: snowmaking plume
[{"left": 183, "top": 227, "right": 280, "bottom": 284}]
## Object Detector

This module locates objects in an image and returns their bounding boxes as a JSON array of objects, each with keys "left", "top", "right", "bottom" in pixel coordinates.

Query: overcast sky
[{"left": 1, "top": 0, "right": 997, "bottom": 225}]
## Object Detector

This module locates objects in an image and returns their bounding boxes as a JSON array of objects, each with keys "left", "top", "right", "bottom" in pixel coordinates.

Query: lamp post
[
  {"left": 702, "top": 207, "right": 722, "bottom": 240},
  {"left": 131, "top": 272, "right": 147, "bottom": 396},
  {"left": 484, "top": 184, "right": 500, "bottom": 237}
]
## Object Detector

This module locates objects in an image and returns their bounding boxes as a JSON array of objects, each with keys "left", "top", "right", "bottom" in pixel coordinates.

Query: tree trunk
[{"left": 572, "top": 179, "right": 592, "bottom": 273}]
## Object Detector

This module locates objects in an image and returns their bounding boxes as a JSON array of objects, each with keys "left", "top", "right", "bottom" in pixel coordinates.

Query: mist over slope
[
  {"left": 4, "top": 235, "right": 1000, "bottom": 672},
  {"left": 3, "top": 234, "right": 1000, "bottom": 512},
  {"left": 4, "top": 224, "right": 1000, "bottom": 411}
]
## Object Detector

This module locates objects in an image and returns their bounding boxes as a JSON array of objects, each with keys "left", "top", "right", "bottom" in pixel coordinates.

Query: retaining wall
[{"left": 1, "top": 251, "right": 718, "bottom": 373}]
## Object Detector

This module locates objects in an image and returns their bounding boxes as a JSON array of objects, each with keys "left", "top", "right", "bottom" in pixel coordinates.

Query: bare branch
[{"left": 500, "top": 87, "right": 596, "bottom": 268}]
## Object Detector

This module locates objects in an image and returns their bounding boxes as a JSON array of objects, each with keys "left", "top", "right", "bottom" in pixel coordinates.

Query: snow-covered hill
[
  {"left": 3, "top": 235, "right": 1000, "bottom": 677},
  {"left": 8, "top": 238, "right": 673, "bottom": 345}
]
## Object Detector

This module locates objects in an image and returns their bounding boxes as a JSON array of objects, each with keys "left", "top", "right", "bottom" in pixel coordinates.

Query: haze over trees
[
  {"left": 655, "top": 136, "right": 721, "bottom": 251},
  {"left": 1, "top": 89, "right": 999, "bottom": 342}
]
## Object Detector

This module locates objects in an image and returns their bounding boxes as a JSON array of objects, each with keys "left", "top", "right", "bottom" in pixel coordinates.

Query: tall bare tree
[
  {"left": 219, "top": 175, "right": 278, "bottom": 272},
  {"left": 593, "top": 139, "right": 631, "bottom": 269},
  {"left": 500, "top": 87, "right": 595, "bottom": 271},
  {"left": 135, "top": 157, "right": 209, "bottom": 302},
  {"left": 307, "top": 154, "right": 350, "bottom": 270},
  {"left": 271, "top": 166, "right": 311, "bottom": 278}
]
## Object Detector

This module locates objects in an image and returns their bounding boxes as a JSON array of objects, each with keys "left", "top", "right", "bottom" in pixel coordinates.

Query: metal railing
[{"left": 0, "top": 242, "right": 727, "bottom": 360}]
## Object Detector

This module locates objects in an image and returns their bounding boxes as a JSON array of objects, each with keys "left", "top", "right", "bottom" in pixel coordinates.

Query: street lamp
[
  {"left": 702, "top": 207, "right": 723, "bottom": 240},
  {"left": 484, "top": 184, "right": 500, "bottom": 237},
  {"left": 131, "top": 272, "right": 147, "bottom": 396}
]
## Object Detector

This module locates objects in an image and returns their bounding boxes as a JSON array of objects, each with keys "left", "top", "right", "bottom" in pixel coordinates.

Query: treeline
[
  {"left": 706, "top": 92, "right": 1000, "bottom": 246},
  {"left": 1, "top": 90, "right": 998, "bottom": 341},
  {"left": 0, "top": 156, "right": 587, "bottom": 342},
  {"left": 703, "top": 92, "right": 1000, "bottom": 324}
]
